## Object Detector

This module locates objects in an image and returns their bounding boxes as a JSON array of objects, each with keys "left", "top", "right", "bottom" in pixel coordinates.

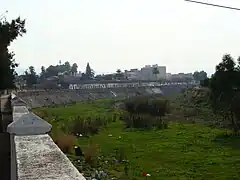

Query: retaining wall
[{"left": 3, "top": 94, "right": 86, "bottom": 180}]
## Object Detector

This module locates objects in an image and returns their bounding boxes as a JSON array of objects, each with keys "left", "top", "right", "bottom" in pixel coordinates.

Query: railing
[{"left": 3, "top": 93, "right": 85, "bottom": 180}]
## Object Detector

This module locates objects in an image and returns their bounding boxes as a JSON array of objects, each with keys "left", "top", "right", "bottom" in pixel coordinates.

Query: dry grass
[
  {"left": 84, "top": 143, "right": 99, "bottom": 167},
  {"left": 55, "top": 134, "right": 76, "bottom": 153}
]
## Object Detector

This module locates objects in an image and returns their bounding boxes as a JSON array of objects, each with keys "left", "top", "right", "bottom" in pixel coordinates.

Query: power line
[{"left": 185, "top": 0, "right": 240, "bottom": 11}]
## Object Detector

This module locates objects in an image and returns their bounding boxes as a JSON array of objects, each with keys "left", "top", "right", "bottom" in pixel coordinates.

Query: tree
[
  {"left": 24, "top": 66, "right": 38, "bottom": 87},
  {"left": 64, "top": 61, "right": 71, "bottom": 73},
  {"left": 115, "top": 69, "right": 124, "bottom": 80},
  {"left": 85, "top": 62, "right": 94, "bottom": 79},
  {"left": 39, "top": 66, "right": 46, "bottom": 82},
  {"left": 0, "top": 16, "right": 26, "bottom": 90},
  {"left": 200, "top": 77, "right": 210, "bottom": 87},
  {"left": 41, "top": 66, "right": 46, "bottom": 75},
  {"left": 209, "top": 54, "right": 240, "bottom": 133},
  {"left": 116, "top": 69, "right": 121, "bottom": 74},
  {"left": 193, "top": 71, "right": 207, "bottom": 82},
  {"left": 71, "top": 63, "right": 78, "bottom": 75},
  {"left": 41, "top": 61, "right": 72, "bottom": 78}
]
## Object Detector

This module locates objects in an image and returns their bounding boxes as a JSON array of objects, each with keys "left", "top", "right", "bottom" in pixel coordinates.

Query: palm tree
[
  {"left": 152, "top": 67, "right": 159, "bottom": 81},
  {"left": 116, "top": 69, "right": 123, "bottom": 80}
]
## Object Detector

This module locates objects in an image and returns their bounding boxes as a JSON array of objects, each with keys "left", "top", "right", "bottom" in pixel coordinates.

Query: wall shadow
[{"left": 0, "top": 95, "right": 12, "bottom": 180}]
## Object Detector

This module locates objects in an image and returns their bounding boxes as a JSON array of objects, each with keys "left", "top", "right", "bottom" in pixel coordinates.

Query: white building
[
  {"left": 167, "top": 73, "right": 194, "bottom": 82},
  {"left": 124, "top": 64, "right": 166, "bottom": 81},
  {"left": 140, "top": 64, "right": 166, "bottom": 80},
  {"left": 124, "top": 69, "right": 141, "bottom": 80}
]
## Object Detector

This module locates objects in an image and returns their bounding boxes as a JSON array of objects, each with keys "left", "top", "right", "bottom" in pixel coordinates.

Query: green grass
[{"left": 34, "top": 99, "right": 240, "bottom": 180}]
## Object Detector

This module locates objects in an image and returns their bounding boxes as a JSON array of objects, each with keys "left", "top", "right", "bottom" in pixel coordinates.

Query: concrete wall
[
  {"left": 15, "top": 82, "right": 198, "bottom": 109},
  {"left": 7, "top": 94, "right": 86, "bottom": 180}
]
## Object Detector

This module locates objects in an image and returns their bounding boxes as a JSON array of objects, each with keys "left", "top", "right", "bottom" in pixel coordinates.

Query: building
[
  {"left": 124, "top": 64, "right": 166, "bottom": 81},
  {"left": 124, "top": 69, "right": 141, "bottom": 80},
  {"left": 167, "top": 73, "right": 194, "bottom": 82},
  {"left": 140, "top": 64, "right": 166, "bottom": 80}
]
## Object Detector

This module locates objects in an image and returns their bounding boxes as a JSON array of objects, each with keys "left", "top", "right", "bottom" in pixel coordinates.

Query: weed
[
  {"left": 55, "top": 134, "right": 76, "bottom": 153},
  {"left": 84, "top": 143, "right": 99, "bottom": 167}
]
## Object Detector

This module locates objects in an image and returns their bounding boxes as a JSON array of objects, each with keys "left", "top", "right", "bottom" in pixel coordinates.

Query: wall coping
[
  {"left": 7, "top": 93, "right": 86, "bottom": 180},
  {"left": 15, "top": 134, "right": 85, "bottom": 180},
  {"left": 7, "top": 94, "right": 52, "bottom": 135}
]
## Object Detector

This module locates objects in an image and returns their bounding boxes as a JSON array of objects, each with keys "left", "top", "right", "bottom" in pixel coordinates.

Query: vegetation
[
  {"left": 152, "top": 67, "right": 159, "bottom": 80},
  {"left": 0, "top": 15, "right": 26, "bottom": 90},
  {"left": 193, "top": 70, "right": 207, "bottom": 82},
  {"left": 85, "top": 62, "right": 95, "bottom": 80},
  {"left": 204, "top": 54, "right": 240, "bottom": 133},
  {"left": 24, "top": 66, "right": 38, "bottom": 87},
  {"left": 33, "top": 52, "right": 240, "bottom": 179},
  {"left": 122, "top": 96, "right": 169, "bottom": 129},
  {"left": 34, "top": 94, "right": 240, "bottom": 179},
  {"left": 22, "top": 61, "right": 96, "bottom": 87}
]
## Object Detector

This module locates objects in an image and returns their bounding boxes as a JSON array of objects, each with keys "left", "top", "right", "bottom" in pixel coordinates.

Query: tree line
[{"left": 21, "top": 62, "right": 95, "bottom": 87}]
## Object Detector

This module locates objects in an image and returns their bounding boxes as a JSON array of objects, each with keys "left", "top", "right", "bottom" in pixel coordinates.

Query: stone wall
[
  {"left": 5, "top": 94, "right": 86, "bottom": 180},
  {"left": 16, "top": 83, "right": 197, "bottom": 108}
]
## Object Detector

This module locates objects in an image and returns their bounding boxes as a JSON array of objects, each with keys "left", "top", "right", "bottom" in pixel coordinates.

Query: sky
[{"left": 2, "top": 0, "right": 240, "bottom": 76}]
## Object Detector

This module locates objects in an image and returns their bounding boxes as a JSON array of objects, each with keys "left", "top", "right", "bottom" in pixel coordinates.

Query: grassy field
[{"left": 34, "top": 97, "right": 240, "bottom": 180}]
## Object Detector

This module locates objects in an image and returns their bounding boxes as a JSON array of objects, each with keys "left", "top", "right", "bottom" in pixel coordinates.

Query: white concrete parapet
[
  {"left": 7, "top": 94, "right": 85, "bottom": 180},
  {"left": 7, "top": 112, "right": 52, "bottom": 135},
  {"left": 15, "top": 135, "right": 85, "bottom": 180}
]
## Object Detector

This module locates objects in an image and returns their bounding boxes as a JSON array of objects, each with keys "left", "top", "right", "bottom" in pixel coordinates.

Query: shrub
[
  {"left": 55, "top": 134, "right": 76, "bottom": 153},
  {"left": 120, "top": 112, "right": 168, "bottom": 129},
  {"left": 125, "top": 96, "right": 170, "bottom": 116},
  {"left": 148, "top": 99, "right": 170, "bottom": 119},
  {"left": 87, "top": 120, "right": 100, "bottom": 135},
  {"left": 114, "top": 147, "right": 126, "bottom": 162},
  {"left": 121, "top": 96, "right": 170, "bottom": 129},
  {"left": 71, "top": 116, "right": 88, "bottom": 135},
  {"left": 70, "top": 116, "right": 107, "bottom": 136},
  {"left": 84, "top": 143, "right": 99, "bottom": 167}
]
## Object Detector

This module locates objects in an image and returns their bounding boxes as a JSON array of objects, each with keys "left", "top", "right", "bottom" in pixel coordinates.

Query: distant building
[
  {"left": 140, "top": 64, "right": 166, "bottom": 80},
  {"left": 124, "top": 64, "right": 166, "bottom": 81},
  {"left": 167, "top": 73, "right": 194, "bottom": 82},
  {"left": 124, "top": 69, "right": 141, "bottom": 80}
]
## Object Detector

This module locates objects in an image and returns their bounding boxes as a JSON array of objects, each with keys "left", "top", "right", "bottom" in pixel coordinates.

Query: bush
[
  {"left": 84, "top": 143, "right": 99, "bottom": 167},
  {"left": 121, "top": 112, "right": 168, "bottom": 129},
  {"left": 71, "top": 116, "right": 88, "bottom": 135},
  {"left": 121, "top": 96, "right": 170, "bottom": 129},
  {"left": 148, "top": 99, "right": 170, "bottom": 119},
  {"left": 70, "top": 116, "right": 107, "bottom": 136},
  {"left": 125, "top": 96, "right": 170, "bottom": 116},
  {"left": 55, "top": 134, "right": 76, "bottom": 153}
]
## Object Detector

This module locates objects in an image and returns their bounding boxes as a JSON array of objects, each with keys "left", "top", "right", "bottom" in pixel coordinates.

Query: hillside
[{"left": 33, "top": 91, "right": 240, "bottom": 180}]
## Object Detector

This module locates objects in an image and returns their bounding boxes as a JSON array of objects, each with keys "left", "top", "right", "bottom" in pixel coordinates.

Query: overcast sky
[{"left": 2, "top": 0, "right": 240, "bottom": 75}]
